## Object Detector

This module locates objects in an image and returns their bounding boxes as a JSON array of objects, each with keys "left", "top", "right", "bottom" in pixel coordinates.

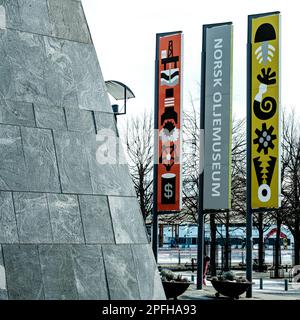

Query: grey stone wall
[{"left": 0, "top": 0, "right": 164, "bottom": 300}]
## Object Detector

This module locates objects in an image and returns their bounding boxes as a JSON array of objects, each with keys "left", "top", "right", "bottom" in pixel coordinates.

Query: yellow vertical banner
[{"left": 250, "top": 13, "right": 280, "bottom": 208}]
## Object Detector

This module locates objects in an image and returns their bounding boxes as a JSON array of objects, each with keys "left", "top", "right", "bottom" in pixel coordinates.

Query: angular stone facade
[{"left": 0, "top": 0, "right": 164, "bottom": 300}]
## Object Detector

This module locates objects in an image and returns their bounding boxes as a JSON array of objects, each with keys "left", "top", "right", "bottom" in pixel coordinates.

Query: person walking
[{"left": 203, "top": 256, "right": 210, "bottom": 285}]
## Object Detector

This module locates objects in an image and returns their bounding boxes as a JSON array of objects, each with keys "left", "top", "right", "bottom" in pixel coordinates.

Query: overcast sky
[{"left": 82, "top": 0, "right": 299, "bottom": 120}]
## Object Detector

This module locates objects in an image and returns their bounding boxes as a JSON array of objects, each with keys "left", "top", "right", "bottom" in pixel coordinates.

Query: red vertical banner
[{"left": 155, "top": 32, "right": 182, "bottom": 212}]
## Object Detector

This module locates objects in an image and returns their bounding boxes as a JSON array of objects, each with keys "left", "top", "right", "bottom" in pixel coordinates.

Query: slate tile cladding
[
  {"left": 0, "top": 0, "right": 165, "bottom": 300},
  {"left": 0, "top": 99, "right": 36, "bottom": 128},
  {"left": 0, "top": 0, "right": 89, "bottom": 43},
  {"left": 0, "top": 245, "right": 8, "bottom": 299},
  {"left": 1, "top": 192, "right": 150, "bottom": 246},
  {"left": 0, "top": 124, "right": 28, "bottom": 191},
  {"left": 0, "top": 28, "right": 111, "bottom": 112},
  {"left": 2, "top": 244, "right": 45, "bottom": 300},
  {"left": 0, "top": 192, "right": 18, "bottom": 243},
  {"left": 13, "top": 192, "right": 53, "bottom": 243},
  {"left": 21, "top": 126, "right": 61, "bottom": 193},
  {"left": 0, "top": 120, "right": 136, "bottom": 195},
  {"left": 78, "top": 195, "right": 115, "bottom": 244},
  {"left": 34, "top": 104, "right": 67, "bottom": 130},
  {"left": 1, "top": 244, "right": 162, "bottom": 300}
]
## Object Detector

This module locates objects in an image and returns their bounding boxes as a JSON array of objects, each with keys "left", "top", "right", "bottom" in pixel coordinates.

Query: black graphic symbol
[
  {"left": 161, "top": 41, "right": 179, "bottom": 69},
  {"left": 255, "top": 23, "right": 276, "bottom": 43},
  {"left": 254, "top": 23, "right": 276, "bottom": 65},
  {"left": 257, "top": 67, "right": 276, "bottom": 85},
  {"left": 253, "top": 157, "right": 264, "bottom": 185},
  {"left": 161, "top": 88, "right": 177, "bottom": 125},
  {"left": 253, "top": 155, "right": 277, "bottom": 203},
  {"left": 258, "top": 183, "right": 271, "bottom": 203},
  {"left": 160, "top": 40, "right": 180, "bottom": 86},
  {"left": 254, "top": 68, "right": 277, "bottom": 120},
  {"left": 166, "top": 88, "right": 174, "bottom": 98},
  {"left": 253, "top": 156, "right": 277, "bottom": 185},
  {"left": 265, "top": 156, "right": 276, "bottom": 186},
  {"left": 253, "top": 123, "right": 277, "bottom": 154},
  {"left": 161, "top": 107, "right": 178, "bottom": 125},
  {"left": 160, "top": 70, "right": 179, "bottom": 83},
  {"left": 161, "top": 173, "right": 176, "bottom": 204},
  {"left": 161, "top": 121, "right": 176, "bottom": 137},
  {"left": 253, "top": 97, "right": 277, "bottom": 120}
]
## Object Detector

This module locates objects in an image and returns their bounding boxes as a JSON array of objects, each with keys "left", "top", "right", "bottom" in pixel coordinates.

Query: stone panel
[
  {"left": 108, "top": 196, "right": 148, "bottom": 244},
  {"left": 61, "top": 40, "right": 111, "bottom": 112},
  {"left": 65, "top": 107, "right": 95, "bottom": 133},
  {"left": 0, "top": 245, "right": 8, "bottom": 300},
  {"left": 71, "top": 245, "right": 108, "bottom": 300},
  {"left": 34, "top": 104, "right": 66, "bottom": 130},
  {"left": 131, "top": 244, "right": 166, "bottom": 300},
  {"left": 0, "top": 0, "right": 52, "bottom": 35},
  {"left": 13, "top": 192, "right": 52, "bottom": 243},
  {"left": 47, "top": 194, "right": 84, "bottom": 244},
  {"left": 0, "top": 29, "right": 49, "bottom": 105},
  {"left": 0, "top": 98, "right": 35, "bottom": 127},
  {"left": 78, "top": 195, "right": 114, "bottom": 244},
  {"left": 39, "top": 245, "right": 78, "bottom": 300},
  {"left": 85, "top": 133, "right": 136, "bottom": 196},
  {"left": 2, "top": 244, "right": 44, "bottom": 299},
  {"left": 94, "top": 112, "right": 118, "bottom": 136},
  {"left": 102, "top": 245, "right": 140, "bottom": 300},
  {"left": 43, "top": 36, "right": 78, "bottom": 108},
  {"left": 0, "top": 31, "right": 14, "bottom": 98},
  {"left": 47, "top": 0, "right": 91, "bottom": 43},
  {"left": 0, "top": 192, "right": 18, "bottom": 243},
  {"left": 21, "top": 126, "right": 60, "bottom": 192},
  {"left": 53, "top": 130, "right": 93, "bottom": 194},
  {"left": 0, "top": 124, "right": 27, "bottom": 191}
]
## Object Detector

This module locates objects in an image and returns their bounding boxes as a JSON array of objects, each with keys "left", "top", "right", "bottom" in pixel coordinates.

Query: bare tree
[
  {"left": 125, "top": 112, "right": 154, "bottom": 221},
  {"left": 281, "top": 111, "right": 300, "bottom": 265},
  {"left": 181, "top": 102, "right": 252, "bottom": 273},
  {"left": 181, "top": 97, "right": 200, "bottom": 223}
]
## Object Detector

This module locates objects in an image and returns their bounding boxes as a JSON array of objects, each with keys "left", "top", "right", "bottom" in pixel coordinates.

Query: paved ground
[
  {"left": 173, "top": 271, "right": 300, "bottom": 300},
  {"left": 179, "top": 282, "right": 300, "bottom": 300}
]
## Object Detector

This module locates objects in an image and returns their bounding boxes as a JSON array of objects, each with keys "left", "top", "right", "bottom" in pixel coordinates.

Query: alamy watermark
[{"left": 95, "top": 128, "right": 189, "bottom": 166}]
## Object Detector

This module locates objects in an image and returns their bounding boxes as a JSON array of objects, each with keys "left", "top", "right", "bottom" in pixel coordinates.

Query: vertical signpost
[
  {"left": 247, "top": 12, "right": 280, "bottom": 297},
  {"left": 197, "top": 23, "right": 233, "bottom": 289},
  {"left": 153, "top": 31, "right": 183, "bottom": 260}
]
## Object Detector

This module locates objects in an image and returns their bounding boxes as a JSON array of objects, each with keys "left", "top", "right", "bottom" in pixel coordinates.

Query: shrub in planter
[
  {"left": 160, "top": 269, "right": 191, "bottom": 300},
  {"left": 160, "top": 269, "right": 189, "bottom": 283},
  {"left": 210, "top": 271, "right": 252, "bottom": 299}
]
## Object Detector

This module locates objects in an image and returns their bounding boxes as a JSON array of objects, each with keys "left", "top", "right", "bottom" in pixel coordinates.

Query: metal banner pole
[
  {"left": 152, "top": 206, "right": 158, "bottom": 261},
  {"left": 152, "top": 33, "right": 160, "bottom": 261},
  {"left": 246, "top": 15, "right": 253, "bottom": 298},
  {"left": 196, "top": 28, "right": 206, "bottom": 289}
]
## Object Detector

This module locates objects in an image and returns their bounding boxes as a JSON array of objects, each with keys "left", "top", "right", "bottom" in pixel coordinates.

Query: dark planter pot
[
  {"left": 162, "top": 281, "right": 191, "bottom": 300},
  {"left": 210, "top": 280, "right": 253, "bottom": 299}
]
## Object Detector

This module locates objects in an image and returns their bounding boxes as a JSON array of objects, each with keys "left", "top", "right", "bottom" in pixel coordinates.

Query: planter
[
  {"left": 210, "top": 280, "right": 253, "bottom": 299},
  {"left": 162, "top": 281, "right": 191, "bottom": 300}
]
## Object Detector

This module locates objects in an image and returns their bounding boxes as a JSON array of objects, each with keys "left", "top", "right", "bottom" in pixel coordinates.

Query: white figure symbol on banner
[{"left": 255, "top": 43, "right": 275, "bottom": 64}]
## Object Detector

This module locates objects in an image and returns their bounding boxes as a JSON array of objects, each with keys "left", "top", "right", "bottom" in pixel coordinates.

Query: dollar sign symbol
[{"left": 164, "top": 183, "right": 173, "bottom": 199}]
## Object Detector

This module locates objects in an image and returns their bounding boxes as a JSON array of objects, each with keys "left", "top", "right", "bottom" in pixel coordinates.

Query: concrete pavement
[{"left": 178, "top": 279, "right": 300, "bottom": 300}]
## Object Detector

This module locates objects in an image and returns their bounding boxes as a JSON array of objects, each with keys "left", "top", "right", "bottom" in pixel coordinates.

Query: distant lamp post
[{"left": 105, "top": 80, "right": 135, "bottom": 119}]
